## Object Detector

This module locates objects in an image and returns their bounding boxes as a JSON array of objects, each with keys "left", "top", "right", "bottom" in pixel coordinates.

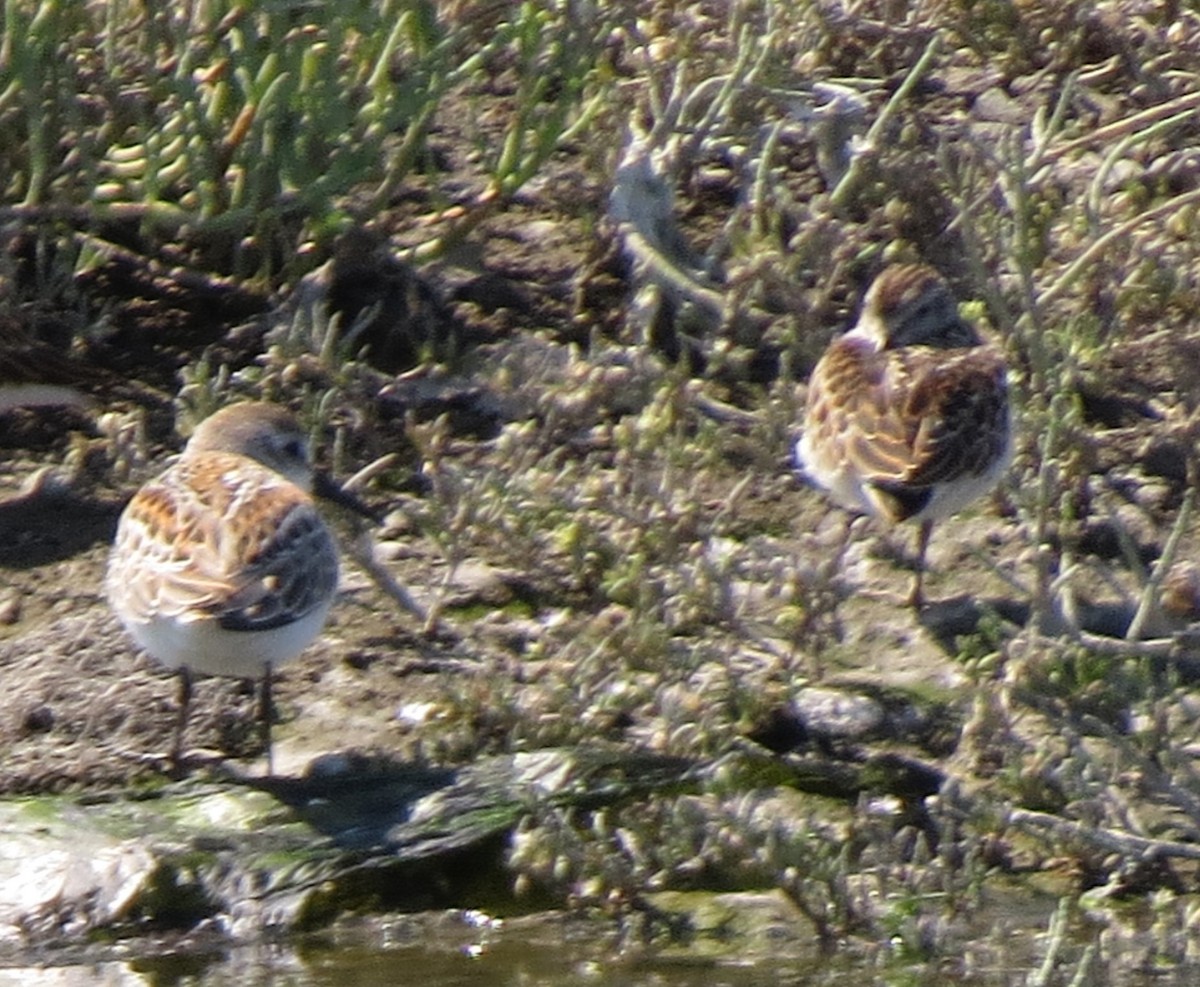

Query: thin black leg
[
  {"left": 172, "top": 666, "right": 193, "bottom": 775},
  {"left": 258, "top": 662, "right": 274, "bottom": 776},
  {"left": 908, "top": 518, "right": 934, "bottom": 609}
]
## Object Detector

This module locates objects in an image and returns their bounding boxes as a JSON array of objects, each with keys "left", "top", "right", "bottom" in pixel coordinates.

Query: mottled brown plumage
[
  {"left": 797, "top": 265, "right": 1012, "bottom": 606},
  {"left": 107, "top": 402, "right": 369, "bottom": 772}
]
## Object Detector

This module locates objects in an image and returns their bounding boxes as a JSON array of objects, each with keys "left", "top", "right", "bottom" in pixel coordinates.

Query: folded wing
[
  {"left": 808, "top": 336, "right": 1009, "bottom": 522},
  {"left": 109, "top": 454, "right": 339, "bottom": 632}
]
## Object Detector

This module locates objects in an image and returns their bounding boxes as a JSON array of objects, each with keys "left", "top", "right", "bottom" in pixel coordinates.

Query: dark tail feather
[{"left": 869, "top": 481, "right": 932, "bottom": 522}]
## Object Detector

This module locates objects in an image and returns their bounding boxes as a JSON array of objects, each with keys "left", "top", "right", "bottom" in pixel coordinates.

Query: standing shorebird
[
  {"left": 796, "top": 264, "right": 1012, "bottom": 608},
  {"left": 106, "top": 402, "right": 374, "bottom": 773}
]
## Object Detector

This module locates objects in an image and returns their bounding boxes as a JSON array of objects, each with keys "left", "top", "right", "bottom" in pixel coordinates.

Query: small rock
[
  {"left": 373, "top": 538, "right": 413, "bottom": 561},
  {"left": 1162, "top": 563, "right": 1200, "bottom": 621},
  {"left": 20, "top": 704, "right": 53, "bottom": 735},
  {"left": 791, "top": 687, "right": 885, "bottom": 740},
  {"left": 972, "top": 87, "right": 1025, "bottom": 124},
  {"left": 444, "top": 560, "right": 515, "bottom": 606},
  {"left": 1140, "top": 436, "right": 1188, "bottom": 482},
  {"left": 395, "top": 702, "right": 439, "bottom": 726}
]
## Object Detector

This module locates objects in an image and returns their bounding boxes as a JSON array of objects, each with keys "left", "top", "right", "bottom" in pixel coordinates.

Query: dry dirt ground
[
  {"left": 0, "top": 218, "right": 1189, "bottom": 796},
  {"left": 0, "top": 324, "right": 1023, "bottom": 794}
]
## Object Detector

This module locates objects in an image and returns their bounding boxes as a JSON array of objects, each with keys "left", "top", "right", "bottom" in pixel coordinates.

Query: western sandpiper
[
  {"left": 796, "top": 264, "right": 1012, "bottom": 607},
  {"left": 106, "top": 401, "right": 373, "bottom": 773}
]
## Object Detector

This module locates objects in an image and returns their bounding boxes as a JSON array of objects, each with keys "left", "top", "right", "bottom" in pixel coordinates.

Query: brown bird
[
  {"left": 796, "top": 264, "right": 1012, "bottom": 607},
  {"left": 106, "top": 402, "right": 376, "bottom": 774}
]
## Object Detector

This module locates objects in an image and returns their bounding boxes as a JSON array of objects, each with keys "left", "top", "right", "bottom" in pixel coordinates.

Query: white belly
[
  {"left": 795, "top": 429, "right": 1013, "bottom": 524},
  {"left": 120, "top": 600, "right": 332, "bottom": 678},
  {"left": 795, "top": 431, "right": 876, "bottom": 515}
]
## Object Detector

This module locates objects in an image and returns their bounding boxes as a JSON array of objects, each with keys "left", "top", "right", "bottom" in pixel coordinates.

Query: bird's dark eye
[{"left": 282, "top": 437, "right": 306, "bottom": 461}]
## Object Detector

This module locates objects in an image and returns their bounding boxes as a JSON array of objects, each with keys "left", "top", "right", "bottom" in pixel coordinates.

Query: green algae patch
[
  {"left": 0, "top": 747, "right": 701, "bottom": 953},
  {"left": 645, "top": 889, "right": 817, "bottom": 963}
]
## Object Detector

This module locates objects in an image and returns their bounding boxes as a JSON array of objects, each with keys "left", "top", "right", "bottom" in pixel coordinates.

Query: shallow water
[
  {"left": 6, "top": 893, "right": 1200, "bottom": 987},
  {"left": 0, "top": 906, "right": 847, "bottom": 987},
  {"left": 2, "top": 943, "right": 829, "bottom": 987}
]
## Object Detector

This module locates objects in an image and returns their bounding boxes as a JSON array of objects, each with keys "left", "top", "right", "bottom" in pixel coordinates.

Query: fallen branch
[{"left": 1007, "top": 807, "right": 1200, "bottom": 862}]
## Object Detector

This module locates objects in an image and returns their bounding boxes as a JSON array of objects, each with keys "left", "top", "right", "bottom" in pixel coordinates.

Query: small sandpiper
[
  {"left": 796, "top": 264, "right": 1012, "bottom": 607},
  {"left": 106, "top": 401, "right": 375, "bottom": 773}
]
